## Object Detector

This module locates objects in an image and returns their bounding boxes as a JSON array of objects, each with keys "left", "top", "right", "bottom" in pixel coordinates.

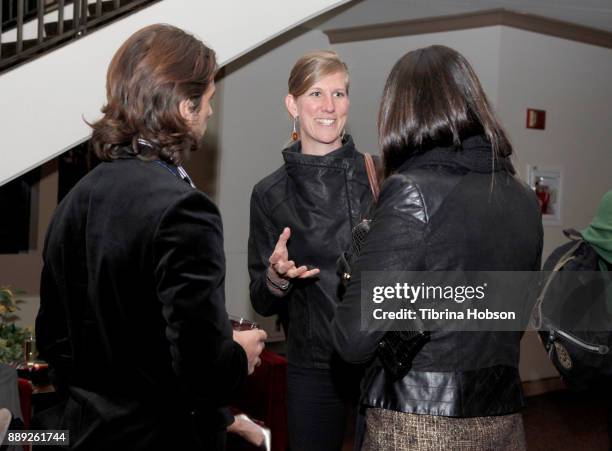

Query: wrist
[{"left": 266, "top": 267, "right": 291, "bottom": 291}]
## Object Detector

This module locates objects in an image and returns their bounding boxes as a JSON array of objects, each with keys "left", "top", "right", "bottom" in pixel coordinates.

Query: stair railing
[{"left": 0, "top": 0, "right": 158, "bottom": 74}]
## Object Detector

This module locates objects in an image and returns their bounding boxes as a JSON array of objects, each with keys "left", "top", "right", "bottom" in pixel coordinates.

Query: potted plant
[{"left": 0, "top": 286, "right": 30, "bottom": 365}]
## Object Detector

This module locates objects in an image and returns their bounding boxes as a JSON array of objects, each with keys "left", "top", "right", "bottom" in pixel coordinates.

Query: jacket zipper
[{"left": 550, "top": 329, "right": 609, "bottom": 354}]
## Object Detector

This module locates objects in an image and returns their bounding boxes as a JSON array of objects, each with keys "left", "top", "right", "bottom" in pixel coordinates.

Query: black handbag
[
  {"left": 534, "top": 230, "right": 612, "bottom": 390},
  {"left": 338, "top": 153, "right": 430, "bottom": 381}
]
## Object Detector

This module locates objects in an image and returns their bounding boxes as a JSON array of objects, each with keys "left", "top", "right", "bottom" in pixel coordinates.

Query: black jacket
[
  {"left": 332, "top": 136, "right": 543, "bottom": 416},
  {"left": 36, "top": 156, "right": 246, "bottom": 450},
  {"left": 248, "top": 136, "right": 374, "bottom": 368}
]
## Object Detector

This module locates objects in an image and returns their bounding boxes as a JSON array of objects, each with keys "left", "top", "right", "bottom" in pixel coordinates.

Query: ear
[
  {"left": 285, "top": 94, "right": 298, "bottom": 119},
  {"left": 179, "top": 98, "right": 195, "bottom": 124}
]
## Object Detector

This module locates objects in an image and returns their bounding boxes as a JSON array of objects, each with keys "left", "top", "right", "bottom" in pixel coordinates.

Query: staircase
[
  {"left": 0, "top": 0, "right": 158, "bottom": 73},
  {"left": 0, "top": 0, "right": 348, "bottom": 187}
]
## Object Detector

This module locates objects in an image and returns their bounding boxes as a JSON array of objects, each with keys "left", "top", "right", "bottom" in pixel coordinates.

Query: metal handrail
[{"left": 0, "top": 0, "right": 159, "bottom": 74}]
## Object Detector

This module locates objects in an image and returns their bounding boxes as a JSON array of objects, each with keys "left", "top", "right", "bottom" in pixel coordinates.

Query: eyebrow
[{"left": 309, "top": 86, "right": 347, "bottom": 91}]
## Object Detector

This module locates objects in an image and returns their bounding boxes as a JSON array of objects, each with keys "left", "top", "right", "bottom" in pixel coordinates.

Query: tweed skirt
[{"left": 362, "top": 408, "right": 526, "bottom": 451}]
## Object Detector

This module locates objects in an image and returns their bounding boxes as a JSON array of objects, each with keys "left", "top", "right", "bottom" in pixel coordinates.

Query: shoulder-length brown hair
[
  {"left": 89, "top": 24, "right": 216, "bottom": 164},
  {"left": 378, "top": 45, "right": 511, "bottom": 176}
]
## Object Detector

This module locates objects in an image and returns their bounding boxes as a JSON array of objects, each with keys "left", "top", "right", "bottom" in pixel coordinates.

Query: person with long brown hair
[
  {"left": 332, "top": 45, "right": 543, "bottom": 450},
  {"left": 35, "top": 24, "right": 266, "bottom": 450},
  {"left": 248, "top": 50, "right": 375, "bottom": 450}
]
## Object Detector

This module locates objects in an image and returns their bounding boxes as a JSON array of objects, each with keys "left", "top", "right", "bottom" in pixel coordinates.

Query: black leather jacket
[
  {"left": 332, "top": 136, "right": 543, "bottom": 416},
  {"left": 248, "top": 136, "right": 373, "bottom": 369}
]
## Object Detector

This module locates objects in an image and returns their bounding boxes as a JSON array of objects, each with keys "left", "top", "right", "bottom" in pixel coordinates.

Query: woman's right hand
[{"left": 268, "top": 227, "right": 320, "bottom": 280}]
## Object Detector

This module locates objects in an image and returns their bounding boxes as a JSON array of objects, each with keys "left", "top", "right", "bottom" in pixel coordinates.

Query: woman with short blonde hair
[{"left": 248, "top": 50, "right": 374, "bottom": 450}]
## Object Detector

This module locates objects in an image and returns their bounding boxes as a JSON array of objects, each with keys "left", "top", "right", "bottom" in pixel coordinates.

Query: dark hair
[
  {"left": 288, "top": 50, "right": 349, "bottom": 97},
  {"left": 378, "top": 45, "right": 511, "bottom": 176},
  {"left": 89, "top": 24, "right": 216, "bottom": 164}
]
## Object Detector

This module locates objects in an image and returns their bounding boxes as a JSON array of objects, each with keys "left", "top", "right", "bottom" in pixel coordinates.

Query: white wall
[
  {"left": 497, "top": 27, "right": 612, "bottom": 258},
  {"left": 334, "top": 26, "right": 502, "bottom": 157},
  {"left": 0, "top": 0, "right": 347, "bottom": 186}
]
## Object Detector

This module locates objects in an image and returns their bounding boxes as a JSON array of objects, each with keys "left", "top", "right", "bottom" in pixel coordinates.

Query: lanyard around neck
[
  {"left": 138, "top": 138, "right": 196, "bottom": 189},
  {"left": 153, "top": 160, "right": 196, "bottom": 189}
]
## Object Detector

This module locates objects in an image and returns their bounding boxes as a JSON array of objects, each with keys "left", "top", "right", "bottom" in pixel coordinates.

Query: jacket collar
[
  {"left": 282, "top": 135, "right": 358, "bottom": 169},
  {"left": 397, "top": 135, "right": 515, "bottom": 175},
  {"left": 115, "top": 145, "right": 195, "bottom": 188}
]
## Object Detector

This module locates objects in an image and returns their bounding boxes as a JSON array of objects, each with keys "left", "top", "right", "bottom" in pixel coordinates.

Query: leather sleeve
[
  {"left": 153, "top": 190, "right": 247, "bottom": 408},
  {"left": 332, "top": 175, "right": 428, "bottom": 363},
  {"left": 247, "top": 187, "right": 288, "bottom": 316}
]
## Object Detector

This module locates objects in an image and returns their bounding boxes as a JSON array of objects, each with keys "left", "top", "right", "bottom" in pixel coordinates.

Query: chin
[{"left": 314, "top": 133, "right": 342, "bottom": 145}]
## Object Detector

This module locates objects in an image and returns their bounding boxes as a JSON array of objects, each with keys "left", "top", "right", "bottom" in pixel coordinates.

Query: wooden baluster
[
  {"left": 57, "top": 0, "right": 64, "bottom": 34},
  {"left": 17, "top": 0, "right": 24, "bottom": 53},
  {"left": 37, "top": 0, "right": 44, "bottom": 43},
  {"left": 73, "top": 0, "right": 80, "bottom": 34},
  {"left": 0, "top": 1, "right": 3, "bottom": 59}
]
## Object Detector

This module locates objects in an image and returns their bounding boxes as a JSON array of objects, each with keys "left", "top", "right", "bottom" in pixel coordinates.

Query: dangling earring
[{"left": 291, "top": 116, "right": 299, "bottom": 141}]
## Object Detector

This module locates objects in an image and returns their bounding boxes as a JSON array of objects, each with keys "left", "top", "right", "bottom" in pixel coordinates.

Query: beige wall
[
  {"left": 0, "top": 160, "right": 58, "bottom": 328},
  {"left": 497, "top": 27, "right": 612, "bottom": 258}
]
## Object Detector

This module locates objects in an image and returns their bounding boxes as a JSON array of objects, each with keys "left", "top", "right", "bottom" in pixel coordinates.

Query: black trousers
[{"left": 287, "top": 362, "right": 361, "bottom": 451}]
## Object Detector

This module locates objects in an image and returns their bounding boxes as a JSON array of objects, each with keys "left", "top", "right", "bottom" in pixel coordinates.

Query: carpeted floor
[{"left": 523, "top": 389, "right": 610, "bottom": 451}]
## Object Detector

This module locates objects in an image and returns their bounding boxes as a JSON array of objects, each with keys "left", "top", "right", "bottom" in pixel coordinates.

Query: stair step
[
  {"left": 44, "top": 19, "right": 77, "bottom": 36},
  {"left": 87, "top": 0, "right": 132, "bottom": 16},
  {"left": 0, "top": 39, "right": 41, "bottom": 59}
]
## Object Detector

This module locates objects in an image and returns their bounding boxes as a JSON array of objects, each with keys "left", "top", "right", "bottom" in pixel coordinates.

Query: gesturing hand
[{"left": 268, "top": 227, "right": 320, "bottom": 279}]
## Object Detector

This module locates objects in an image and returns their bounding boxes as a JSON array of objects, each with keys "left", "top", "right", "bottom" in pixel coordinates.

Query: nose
[{"left": 321, "top": 93, "right": 335, "bottom": 113}]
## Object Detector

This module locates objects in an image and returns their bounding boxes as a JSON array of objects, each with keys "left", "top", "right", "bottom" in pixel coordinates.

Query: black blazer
[{"left": 36, "top": 156, "right": 246, "bottom": 450}]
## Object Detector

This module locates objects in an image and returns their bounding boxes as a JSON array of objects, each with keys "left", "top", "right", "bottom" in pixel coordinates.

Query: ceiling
[{"left": 311, "top": 0, "right": 612, "bottom": 33}]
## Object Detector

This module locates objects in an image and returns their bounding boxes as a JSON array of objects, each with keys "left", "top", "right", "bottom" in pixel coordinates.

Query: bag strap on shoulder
[
  {"left": 533, "top": 240, "right": 584, "bottom": 329},
  {"left": 364, "top": 153, "right": 379, "bottom": 201}
]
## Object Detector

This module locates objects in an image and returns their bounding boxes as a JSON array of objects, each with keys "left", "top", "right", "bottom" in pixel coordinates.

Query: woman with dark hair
[
  {"left": 248, "top": 50, "right": 374, "bottom": 450},
  {"left": 35, "top": 24, "right": 266, "bottom": 450},
  {"left": 332, "top": 45, "right": 543, "bottom": 450}
]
